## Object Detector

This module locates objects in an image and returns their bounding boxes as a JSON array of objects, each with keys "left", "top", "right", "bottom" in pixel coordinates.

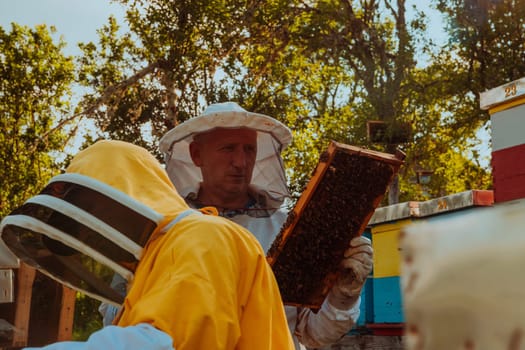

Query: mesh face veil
[
  {"left": 159, "top": 102, "right": 293, "bottom": 208},
  {"left": 1, "top": 139, "right": 191, "bottom": 305},
  {"left": 0, "top": 173, "right": 163, "bottom": 305}
]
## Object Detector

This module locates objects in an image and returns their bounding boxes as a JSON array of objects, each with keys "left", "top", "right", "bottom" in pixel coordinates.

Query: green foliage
[
  {"left": 72, "top": 256, "right": 116, "bottom": 340},
  {"left": 71, "top": 0, "right": 494, "bottom": 201},
  {"left": 435, "top": 0, "right": 525, "bottom": 125},
  {"left": 75, "top": 0, "right": 299, "bottom": 157},
  {"left": 73, "top": 292, "right": 103, "bottom": 340},
  {"left": 76, "top": 17, "right": 160, "bottom": 153},
  {"left": 229, "top": 0, "right": 425, "bottom": 200},
  {"left": 437, "top": 0, "right": 525, "bottom": 86},
  {"left": 0, "top": 23, "right": 75, "bottom": 217}
]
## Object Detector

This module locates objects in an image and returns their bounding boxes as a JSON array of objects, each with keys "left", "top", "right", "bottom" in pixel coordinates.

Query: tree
[
  {"left": 272, "top": 0, "right": 492, "bottom": 201},
  {"left": 0, "top": 23, "right": 75, "bottom": 218},
  {"left": 224, "top": 0, "right": 422, "bottom": 202},
  {"left": 393, "top": 0, "right": 525, "bottom": 199},
  {"left": 395, "top": 57, "right": 492, "bottom": 200},
  {"left": 433, "top": 0, "right": 525, "bottom": 140},
  {"left": 75, "top": 0, "right": 298, "bottom": 158},
  {"left": 296, "top": 0, "right": 419, "bottom": 203},
  {"left": 437, "top": 0, "right": 525, "bottom": 90},
  {"left": 74, "top": 0, "right": 491, "bottom": 202}
]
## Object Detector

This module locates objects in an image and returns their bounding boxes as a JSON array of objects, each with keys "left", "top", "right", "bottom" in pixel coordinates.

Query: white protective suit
[{"left": 160, "top": 102, "right": 362, "bottom": 349}]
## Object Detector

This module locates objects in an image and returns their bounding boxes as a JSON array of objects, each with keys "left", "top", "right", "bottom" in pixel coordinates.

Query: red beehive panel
[{"left": 492, "top": 144, "right": 525, "bottom": 203}]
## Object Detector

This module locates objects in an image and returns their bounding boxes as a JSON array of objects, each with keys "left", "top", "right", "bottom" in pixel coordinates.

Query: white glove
[{"left": 327, "top": 236, "right": 373, "bottom": 310}]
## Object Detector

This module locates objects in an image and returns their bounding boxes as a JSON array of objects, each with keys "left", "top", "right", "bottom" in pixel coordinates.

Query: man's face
[{"left": 190, "top": 128, "right": 257, "bottom": 200}]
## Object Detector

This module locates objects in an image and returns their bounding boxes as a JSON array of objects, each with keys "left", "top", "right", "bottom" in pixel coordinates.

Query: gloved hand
[{"left": 327, "top": 235, "right": 373, "bottom": 310}]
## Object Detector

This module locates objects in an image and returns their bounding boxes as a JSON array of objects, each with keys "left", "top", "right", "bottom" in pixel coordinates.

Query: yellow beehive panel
[{"left": 372, "top": 220, "right": 412, "bottom": 278}]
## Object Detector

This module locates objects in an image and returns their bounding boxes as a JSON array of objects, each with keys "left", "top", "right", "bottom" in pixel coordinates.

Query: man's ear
[{"left": 189, "top": 142, "right": 203, "bottom": 167}]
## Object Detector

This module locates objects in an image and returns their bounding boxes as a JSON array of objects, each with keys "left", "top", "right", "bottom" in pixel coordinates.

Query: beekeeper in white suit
[{"left": 159, "top": 101, "right": 374, "bottom": 349}]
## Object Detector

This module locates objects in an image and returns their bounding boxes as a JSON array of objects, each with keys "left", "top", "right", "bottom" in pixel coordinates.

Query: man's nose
[{"left": 231, "top": 148, "right": 248, "bottom": 168}]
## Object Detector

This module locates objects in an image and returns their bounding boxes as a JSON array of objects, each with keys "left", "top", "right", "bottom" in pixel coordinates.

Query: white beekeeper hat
[{"left": 159, "top": 102, "right": 292, "bottom": 206}]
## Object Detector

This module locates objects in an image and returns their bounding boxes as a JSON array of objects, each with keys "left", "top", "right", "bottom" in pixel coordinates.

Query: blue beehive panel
[
  {"left": 372, "top": 276, "right": 404, "bottom": 323},
  {"left": 357, "top": 278, "right": 373, "bottom": 326},
  {"left": 355, "top": 231, "right": 373, "bottom": 327},
  {"left": 359, "top": 231, "right": 373, "bottom": 325}
]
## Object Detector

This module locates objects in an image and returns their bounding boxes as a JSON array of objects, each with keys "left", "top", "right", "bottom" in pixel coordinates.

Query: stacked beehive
[
  {"left": 480, "top": 77, "right": 525, "bottom": 203},
  {"left": 356, "top": 190, "right": 493, "bottom": 335}
]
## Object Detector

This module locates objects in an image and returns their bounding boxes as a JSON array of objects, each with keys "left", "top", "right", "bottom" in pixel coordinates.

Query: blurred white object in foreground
[{"left": 399, "top": 199, "right": 525, "bottom": 350}]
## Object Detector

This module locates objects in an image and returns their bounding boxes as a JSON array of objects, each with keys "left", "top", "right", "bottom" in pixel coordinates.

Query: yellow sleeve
[
  {"left": 117, "top": 214, "right": 293, "bottom": 350},
  {"left": 235, "top": 252, "right": 295, "bottom": 349},
  {"left": 118, "top": 216, "right": 241, "bottom": 349}
]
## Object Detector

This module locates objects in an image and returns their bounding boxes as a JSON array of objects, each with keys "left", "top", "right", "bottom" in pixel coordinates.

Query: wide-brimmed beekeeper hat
[
  {"left": 0, "top": 172, "right": 163, "bottom": 306},
  {"left": 159, "top": 102, "right": 293, "bottom": 206}
]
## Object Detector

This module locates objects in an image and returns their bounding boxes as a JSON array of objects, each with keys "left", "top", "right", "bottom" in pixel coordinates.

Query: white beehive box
[{"left": 399, "top": 199, "right": 525, "bottom": 350}]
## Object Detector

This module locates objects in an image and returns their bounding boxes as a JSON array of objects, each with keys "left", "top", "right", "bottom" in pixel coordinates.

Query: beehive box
[
  {"left": 399, "top": 199, "right": 525, "bottom": 349},
  {"left": 366, "top": 190, "right": 493, "bottom": 326},
  {"left": 267, "top": 141, "right": 404, "bottom": 308},
  {"left": 480, "top": 77, "right": 525, "bottom": 203}
]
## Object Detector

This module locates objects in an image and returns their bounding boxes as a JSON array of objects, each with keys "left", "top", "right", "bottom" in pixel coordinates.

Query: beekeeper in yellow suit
[{"left": 11, "top": 140, "right": 294, "bottom": 350}]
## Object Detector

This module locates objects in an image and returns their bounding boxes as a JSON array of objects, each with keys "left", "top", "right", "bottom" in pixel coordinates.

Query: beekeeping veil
[
  {"left": 0, "top": 140, "right": 189, "bottom": 306},
  {"left": 159, "top": 102, "right": 292, "bottom": 208}
]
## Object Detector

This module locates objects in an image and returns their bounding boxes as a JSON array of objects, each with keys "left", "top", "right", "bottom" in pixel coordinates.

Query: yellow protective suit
[{"left": 66, "top": 140, "right": 294, "bottom": 350}]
